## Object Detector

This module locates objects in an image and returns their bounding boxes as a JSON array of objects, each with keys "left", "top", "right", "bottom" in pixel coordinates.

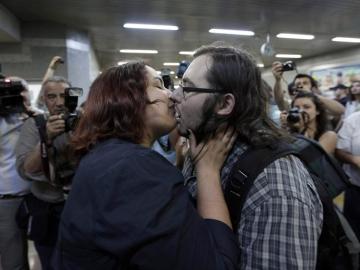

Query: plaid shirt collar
[{"left": 183, "top": 139, "right": 248, "bottom": 197}]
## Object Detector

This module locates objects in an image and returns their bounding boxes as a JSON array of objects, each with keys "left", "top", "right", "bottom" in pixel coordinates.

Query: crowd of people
[{"left": 0, "top": 42, "right": 360, "bottom": 270}]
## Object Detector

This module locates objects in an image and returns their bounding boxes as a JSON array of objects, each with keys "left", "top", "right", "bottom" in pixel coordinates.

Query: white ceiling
[{"left": 2, "top": 0, "right": 360, "bottom": 71}]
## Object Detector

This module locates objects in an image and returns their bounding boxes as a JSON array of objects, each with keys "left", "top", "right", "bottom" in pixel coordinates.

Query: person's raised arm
[
  {"left": 316, "top": 94, "right": 345, "bottom": 117},
  {"left": 189, "top": 128, "right": 236, "bottom": 229},
  {"left": 42, "top": 56, "right": 64, "bottom": 83},
  {"left": 272, "top": 61, "right": 290, "bottom": 111}
]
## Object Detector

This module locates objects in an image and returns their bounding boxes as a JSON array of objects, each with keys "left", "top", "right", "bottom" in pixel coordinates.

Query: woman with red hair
[{"left": 53, "top": 62, "right": 238, "bottom": 270}]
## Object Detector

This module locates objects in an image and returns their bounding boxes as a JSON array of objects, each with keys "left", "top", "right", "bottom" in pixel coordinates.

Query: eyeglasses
[{"left": 176, "top": 84, "right": 226, "bottom": 100}]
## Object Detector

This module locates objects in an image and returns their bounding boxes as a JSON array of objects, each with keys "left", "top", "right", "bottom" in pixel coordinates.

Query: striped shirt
[
  {"left": 183, "top": 139, "right": 323, "bottom": 269},
  {"left": 0, "top": 115, "right": 31, "bottom": 195}
]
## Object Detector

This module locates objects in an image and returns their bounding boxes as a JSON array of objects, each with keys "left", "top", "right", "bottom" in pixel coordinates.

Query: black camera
[
  {"left": 160, "top": 68, "right": 174, "bottom": 90},
  {"left": 282, "top": 61, "right": 296, "bottom": 72},
  {"left": 287, "top": 107, "right": 302, "bottom": 123},
  {"left": 0, "top": 78, "right": 26, "bottom": 116},
  {"left": 63, "top": 87, "right": 83, "bottom": 132}
]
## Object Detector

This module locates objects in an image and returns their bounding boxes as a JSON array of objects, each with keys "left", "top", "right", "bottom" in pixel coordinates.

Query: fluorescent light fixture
[
  {"left": 179, "top": 51, "right": 194, "bottom": 55},
  {"left": 275, "top": 54, "right": 302, "bottom": 59},
  {"left": 174, "top": 85, "right": 180, "bottom": 89},
  {"left": 209, "top": 28, "right": 254, "bottom": 36},
  {"left": 257, "top": 63, "right": 264, "bottom": 68},
  {"left": 120, "top": 49, "right": 158, "bottom": 54},
  {"left": 156, "top": 71, "right": 162, "bottom": 74},
  {"left": 170, "top": 71, "right": 175, "bottom": 75},
  {"left": 310, "top": 64, "right": 339, "bottom": 71},
  {"left": 117, "top": 61, "right": 128, "bottom": 65},
  {"left": 276, "top": 33, "right": 314, "bottom": 40},
  {"left": 332, "top": 37, "right": 360, "bottom": 43},
  {"left": 123, "top": 23, "right": 178, "bottom": 31},
  {"left": 163, "top": 62, "right": 179, "bottom": 66}
]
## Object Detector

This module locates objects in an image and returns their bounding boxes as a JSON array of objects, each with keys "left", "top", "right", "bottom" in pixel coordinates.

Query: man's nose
[{"left": 56, "top": 96, "right": 64, "bottom": 106}]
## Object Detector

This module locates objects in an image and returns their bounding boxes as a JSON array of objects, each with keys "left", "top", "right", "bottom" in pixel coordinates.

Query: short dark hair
[
  {"left": 293, "top": 74, "right": 318, "bottom": 89},
  {"left": 71, "top": 62, "right": 149, "bottom": 156},
  {"left": 193, "top": 43, "right": 288, "bottom": 146}
]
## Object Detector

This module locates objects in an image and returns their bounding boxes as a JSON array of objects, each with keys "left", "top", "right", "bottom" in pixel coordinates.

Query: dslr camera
[
  {"left": 282, "top": 61, "right": 296, "bottom": 72},
  {"left": 287, "top": 107, "right": 309, "bottom": 124},
  {"left": 63, "top": 87, "right": 83, "bottom": 132},
  {"left": 0, "top": 78, "right": 26, "bottom": 116},
  {"left": 287, "top": 107, "right": 302, "bottom": 123}
]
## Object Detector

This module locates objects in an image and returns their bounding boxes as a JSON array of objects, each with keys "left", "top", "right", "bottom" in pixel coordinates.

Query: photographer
[
  {"left": 285, "top": 91, "right": 337, "bottom": 155},
  {"left": 272, "top": 61, "right": 345, "bottom": 117},
  {"left": 0, "top": 76, "right": 32, "bottom": 270},
  {"left": 15, "top": 76, "right": 78, "bottom": 270}
]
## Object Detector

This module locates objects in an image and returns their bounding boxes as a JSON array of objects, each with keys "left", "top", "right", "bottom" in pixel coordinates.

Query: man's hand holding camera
[
  {"left": 46, "top": 114, "right": 65, "bottom": 143},
  {"left": 272, "top": 61, "right": 284, "bottom": 81}
]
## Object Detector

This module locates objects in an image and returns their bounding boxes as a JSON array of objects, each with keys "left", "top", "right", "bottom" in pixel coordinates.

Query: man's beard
[{"left": 192, "top": 95, "right": 227, "bottom": 143}]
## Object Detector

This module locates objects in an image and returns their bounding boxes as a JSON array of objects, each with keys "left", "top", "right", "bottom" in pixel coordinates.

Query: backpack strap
[
  {"left": 33, "top": 114, "right": 52, "bottom": 181},
  {"left": 225, "top": 141, "right": 299, "bottom": 229}
]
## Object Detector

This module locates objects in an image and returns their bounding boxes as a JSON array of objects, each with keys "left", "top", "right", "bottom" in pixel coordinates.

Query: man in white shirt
[{"left": 0, "top": 77, "right": 31, "bottom": 270}]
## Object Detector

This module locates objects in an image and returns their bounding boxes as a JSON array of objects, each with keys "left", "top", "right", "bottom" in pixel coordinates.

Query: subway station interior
[{"left": 1, "top": 0, "right": 360, "bottom": 269}]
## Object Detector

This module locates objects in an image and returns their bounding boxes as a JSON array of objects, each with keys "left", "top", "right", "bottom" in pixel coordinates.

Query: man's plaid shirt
[{"left": 183, "top": 140, "right": 323, "bottom": 269}]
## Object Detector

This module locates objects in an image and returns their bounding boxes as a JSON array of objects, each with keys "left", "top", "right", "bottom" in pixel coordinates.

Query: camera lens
[{"left": 287, "top": 108, "right": 301, "bottom": 123}]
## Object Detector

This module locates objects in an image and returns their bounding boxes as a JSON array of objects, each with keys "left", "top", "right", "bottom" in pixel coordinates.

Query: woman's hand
[
  {"left": 189, "top": 127, "right": 237, "bottom": 173},
  {"left": 190, "top": 127, "right": 236, "bottom": 228},
  {"left": 280, "top": 111, "right": 289, "bottom": 129}
]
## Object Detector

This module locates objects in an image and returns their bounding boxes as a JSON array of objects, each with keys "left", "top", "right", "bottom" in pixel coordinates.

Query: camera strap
[{"left": 34, "top": 114, "right": 54, "bottom": 182}]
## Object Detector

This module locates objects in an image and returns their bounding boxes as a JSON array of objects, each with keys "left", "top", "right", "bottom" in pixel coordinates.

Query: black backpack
[{"left": 225, "top": 135, "right": 360, "bottom": 270}]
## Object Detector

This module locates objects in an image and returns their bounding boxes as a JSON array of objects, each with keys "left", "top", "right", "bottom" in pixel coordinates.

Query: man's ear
[{"left": 215, "top": 93, "right": 235, "bottom": 116}]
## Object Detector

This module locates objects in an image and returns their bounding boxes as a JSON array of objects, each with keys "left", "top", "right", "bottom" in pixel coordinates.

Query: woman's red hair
[{"left": 71, "top": 61, "right": 149, "bottom": 156}]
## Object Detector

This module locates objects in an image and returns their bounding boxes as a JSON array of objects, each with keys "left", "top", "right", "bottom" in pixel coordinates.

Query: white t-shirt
[
  {"left": 344, "top": 100, "right": 360, "bottom": 119},
  {"left": 0, "top": 115, "right": 31, "bottom": 195},
  {"left": 337, "top": 111, "right": 360, "bottom": 186}
]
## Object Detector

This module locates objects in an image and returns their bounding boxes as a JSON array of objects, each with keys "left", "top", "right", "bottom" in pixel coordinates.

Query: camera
[
  {"left": 282, "top": 61, "right": 296, "bottom": 72},
  {"left": 63, "top": 87, "right": 83, "bottom": 132},
  {"left": 287, "top": 107, "right": 302, "bottom": 123},
  {"left": 0, "top": 78, "right": 26, "bottom": 116}
]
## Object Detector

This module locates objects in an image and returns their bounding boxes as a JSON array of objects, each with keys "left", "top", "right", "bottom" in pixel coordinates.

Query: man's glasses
[{"left": 176, "top": 84, "right": 226, "bottom": 100}]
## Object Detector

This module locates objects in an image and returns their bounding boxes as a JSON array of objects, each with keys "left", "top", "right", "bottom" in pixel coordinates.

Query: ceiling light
[
  {"left": 156, "top": 71, "right": 162, "bottom": 74},
  {"left": 117, "top": 61, "right": 128, "bottom": 65},
  {"left": 275, "top": 54, "right": 302, "bottom": 59},
  {"left": 276, "top": 33, "right": 314, "bottom": 40},
  {"left": 123, "top": 23, "right": 178, "bottom": 31},
  {"left": 170, "top": 71, "right": 175, "bottom": 75},
  {"left": 257, "top": 64, "right": 264, "bottom": 68},
  {"left": 209, "top": 28, "right": 254, "bottom": 36},
  {"left": 163, "top": 62, "right": 179, "bottom": 66},
  {"left": 179, "top": 51, "right": 194, "bottom": 55},
  {"left": 332, "top": 37, "right": 360, "bottom": 43},
  {"left": 120, "top": 49, "right": 158, "bottom": 54}
]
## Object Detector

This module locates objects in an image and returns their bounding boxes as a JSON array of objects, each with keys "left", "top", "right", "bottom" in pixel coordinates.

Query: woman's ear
[{"left": 216, "top": 93, "right": 235, "bottom": 116}]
